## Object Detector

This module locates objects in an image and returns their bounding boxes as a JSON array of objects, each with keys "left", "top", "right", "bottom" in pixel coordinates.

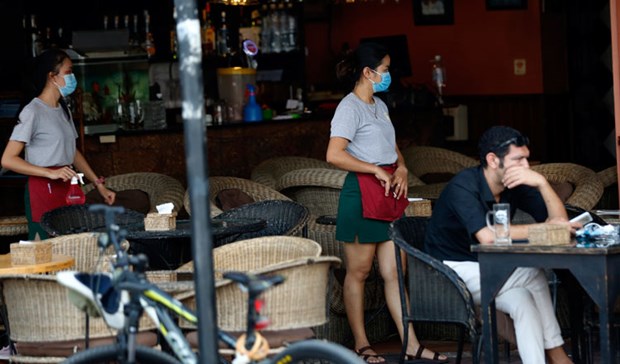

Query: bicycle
[{"left": 56, "top": 204, "right": 364, "bottom": 364}]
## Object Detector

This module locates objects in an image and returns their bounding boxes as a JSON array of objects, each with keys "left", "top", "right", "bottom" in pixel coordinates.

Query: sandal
[
  {"left": 405, "top": 345, "right": 449, "bottom": 363},
  {"left": 355, "top": 345, "right": 386, "bottom": 364}
]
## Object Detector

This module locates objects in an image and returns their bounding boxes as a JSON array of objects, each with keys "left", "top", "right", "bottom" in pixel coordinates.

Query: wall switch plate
[{"left": 514, "top": 59, "right": 526, "bottom": 75}]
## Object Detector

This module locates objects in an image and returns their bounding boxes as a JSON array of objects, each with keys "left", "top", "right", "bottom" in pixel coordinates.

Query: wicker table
[{"left": 0, "top": 254, "right": 74, "bottom": 274}]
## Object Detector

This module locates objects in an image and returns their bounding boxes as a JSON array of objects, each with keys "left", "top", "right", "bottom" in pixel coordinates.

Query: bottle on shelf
[
  {"left": 243, "top": 84, "right": 263, "bottom": 122},
  {"left": 201, "top": 3, "right": 216, "bottom": 56},
  {"left": 65, "top": 173, "right": 86, "bottom": 206},
  {"left": 103, "top": 15, "right": 109, "bottom": 30},
  {"left": 431, "top": 54, "right": 446, "bottom": 105},
  {"left": 170, "top": 7, "right": 178, "bottom": 60},
  {"left": 30, "top": 15, "right": 43, "bottom": 58},
  {"left": 144, "top": 11, "right": 156, "bottom": 58},
  {"left": 217, "top": 11, "right": 230, "bottom": 58}
]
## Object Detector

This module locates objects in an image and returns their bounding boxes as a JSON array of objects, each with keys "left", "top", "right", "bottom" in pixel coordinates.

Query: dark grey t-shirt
[
  {"left": 10, "top": 98, "right": 78, "bottom": 167},
  {"left": 330, "top": 93, "right": 397, "bottom": 165}
]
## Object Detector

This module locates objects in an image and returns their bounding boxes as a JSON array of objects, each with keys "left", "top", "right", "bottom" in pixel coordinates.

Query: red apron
[
  {"left": 356, "top": 164, "right": 409, "bottom": 222},
  {"left": 28, "top": 169, "right": 71, "bottom": 222}
]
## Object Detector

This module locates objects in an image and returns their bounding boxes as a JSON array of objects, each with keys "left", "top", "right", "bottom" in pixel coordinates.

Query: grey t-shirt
[
  {"left": 10, "top": 98, "right": 78, "bottom": 167},
  {"left": 330, "top": 93, "right": 397, "bottom": 165}
]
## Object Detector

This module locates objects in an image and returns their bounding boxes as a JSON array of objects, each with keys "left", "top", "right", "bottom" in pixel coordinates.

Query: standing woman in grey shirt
[
  {"left": 1, "top": 49, "right": 115, "bottom": 240},
  {"left": 326, "top": 43, "right": 447, "bottom": 363}
]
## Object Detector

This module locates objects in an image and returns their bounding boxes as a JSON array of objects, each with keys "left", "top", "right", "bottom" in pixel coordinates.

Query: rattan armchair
[
  {"left": 1, "top": 274, "right": 157, "bottom": 363},
  {"left": 251, "top": 156, "right": 340, "bottom": 189},
  {"left": 82, "top": 172, "right": 185, "bottom": 213},
  {"left": 183, "top": 176, "right": 291, "bottom": 217},
  {"left": 176, "top": 236, "right": 340, "bottom": 353},
  {"left": 402, "top": 146, "right": 478, "bottom": 199},
  {"left": 531, "top": 163, "right": 604, "bottom": 210},
  {"left": 390, "top": 216, "right": 480, "bottom": 364},
  {"left": 211, "top": 200, "right": 310, "bottom": 247},
  {"left": 40, "top": 204, "right": 145, "bottom": 238}
]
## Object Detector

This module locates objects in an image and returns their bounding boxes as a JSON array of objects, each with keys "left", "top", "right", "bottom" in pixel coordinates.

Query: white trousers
[{"left": 445, "top": 261, "right": 564, "bottom": 364}]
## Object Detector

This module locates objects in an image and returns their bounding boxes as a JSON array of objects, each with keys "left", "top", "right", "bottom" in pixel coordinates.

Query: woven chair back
[
  {"left": 401, "top": 146, "right": 478, "bottom": 181},
  {"left": 251, "top": 156, "right": 338, "bottom": 189},
  {"left": 212, "top": 200, "right": 309, "bottom": 247},
  {"left": 277, "top": 168, "right": 347, "bottom": 217},
  {"left": 82, "top": 172, "right": 185, "bottom": 213},
  {"left": 184, "top": 176, "right": 291, "bottom": 217},
  {"left": 532, "top": 163, "right": 604, "bottom": 210},
  {"left": 40, "top": 204, "right": 145, "bottom": 237}
]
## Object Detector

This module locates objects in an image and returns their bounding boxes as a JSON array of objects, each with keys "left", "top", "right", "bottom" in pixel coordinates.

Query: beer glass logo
[{"left": 496, "top": 210, "right": 508, "bottom": 225}]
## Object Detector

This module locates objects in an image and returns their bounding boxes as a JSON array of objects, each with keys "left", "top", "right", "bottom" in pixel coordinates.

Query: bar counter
[{"left": 83, "top": 114, "right": 334, "bottom": 185}]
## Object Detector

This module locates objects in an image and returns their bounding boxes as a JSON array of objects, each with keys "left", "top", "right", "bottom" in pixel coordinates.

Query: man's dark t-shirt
[{"left": 424, "top": 166, "right": 548, "bottom": 261}]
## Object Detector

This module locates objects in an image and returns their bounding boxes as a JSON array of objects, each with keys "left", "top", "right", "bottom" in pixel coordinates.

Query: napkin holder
[
  {"left": 10, "top": 241, "right": 52, "bottom": 265},
  {"left": 406, "top": 199, "right": 432, "bottom": 217},
  {"left": 144, "top": 212, "right": 177, "bottom": 231},
  {"left": 528, "top": 224, "right": 570, "bottom": 246}
]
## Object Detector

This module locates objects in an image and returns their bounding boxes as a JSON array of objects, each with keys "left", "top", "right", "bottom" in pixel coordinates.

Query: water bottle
[{"left": 243, "top": 84, "right": 263, "bottom": 122}]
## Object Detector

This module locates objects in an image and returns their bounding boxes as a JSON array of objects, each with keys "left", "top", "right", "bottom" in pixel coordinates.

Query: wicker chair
[
  {"left": 0, "top": 216, "right": 28, "bottom": 238},
  {"left": 0, "top": 274, "right": 157, "bottom": 363},
  {"left": 251, "top": 156, "right": 340, "bottom": 190},
  {"left": 82, "top": 172, "right": 185, "bottom": 213},
  {"left": 46, "top": 232, "right": 118, "bottom": 272},
  {"left": 176, "top": 236, "right": 340, "bottom": 354},
  {"left": 402, "top": 146, "right": 478, "bottom": 199},
  {"left": 531, "top": 163, "right": 604, "bottom": 211},
  {"left": 40, "top": 204, "right": 145, "bottom": 238},
  {"left": 183, "top": 176, "right": 291, "bottom": 217},
  {"left": 390, "top": 216, "right": 481, "bottom": 364},
  {"left": 211, "top": 200, "right": 309, "bottom": 247}
]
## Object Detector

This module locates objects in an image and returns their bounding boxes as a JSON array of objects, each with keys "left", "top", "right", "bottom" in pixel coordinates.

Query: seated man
[{"left": 424, "top": 126, "right": 577, "bottom": 364}]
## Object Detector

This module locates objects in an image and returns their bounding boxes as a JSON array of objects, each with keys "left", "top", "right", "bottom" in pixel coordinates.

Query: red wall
[{"left": 305, "top": 0, "right": 543, "bottom": 95}]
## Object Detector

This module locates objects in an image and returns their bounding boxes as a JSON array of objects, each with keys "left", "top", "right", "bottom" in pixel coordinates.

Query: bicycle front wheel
[
  {"left": 62, "top": 344, "right": 182, "bottom": 364},
  {"left": 267, "top": 340, "right": 365, "bottom": 364}
]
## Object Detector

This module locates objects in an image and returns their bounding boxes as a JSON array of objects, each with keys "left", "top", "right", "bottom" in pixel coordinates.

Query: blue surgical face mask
[
  {"left": 54, "top": 73, "right": 77, "bottom": 97},
  {"left": 369, "top": 69, "right": 391, "bottom": 93}
]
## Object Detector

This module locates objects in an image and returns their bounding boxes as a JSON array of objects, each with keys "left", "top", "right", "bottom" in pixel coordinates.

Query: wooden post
[{"left": 612, "top": 0, "right": 620, "bottom": 204}]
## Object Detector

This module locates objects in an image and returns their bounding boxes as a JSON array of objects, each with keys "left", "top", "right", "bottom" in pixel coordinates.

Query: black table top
[{"left": 125, "top": 218, "right": 266, "bottom": 241}]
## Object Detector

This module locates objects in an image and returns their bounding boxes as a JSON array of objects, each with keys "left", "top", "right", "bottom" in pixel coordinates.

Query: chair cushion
[
  {"left": 549, "top": 182, "right": 574, "bottom": 203},
  {"left": 215, "top": 188, "right": 255, "bottom": 211},
  {"left": 15, "top": 331, "right": 158, "bottom": 357},
  {"left": 420, "top": 172, "right": 455, "bottom": 184},
  {"left": 86, "top": 189, "right": 151, "bottom": 214}
]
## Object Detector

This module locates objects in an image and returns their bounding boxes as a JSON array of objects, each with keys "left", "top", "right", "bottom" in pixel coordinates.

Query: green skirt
[{"left": 335, "top": 172, "right": 391, "bottom": 243}]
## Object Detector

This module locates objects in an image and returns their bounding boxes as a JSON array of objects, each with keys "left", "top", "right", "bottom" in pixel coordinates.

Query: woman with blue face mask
[
  {"left": 1, "top": 48, "right": 116, "bottom": 240},
  {"left": 326, "top": 43, "right": 448, "bottom": 363}
]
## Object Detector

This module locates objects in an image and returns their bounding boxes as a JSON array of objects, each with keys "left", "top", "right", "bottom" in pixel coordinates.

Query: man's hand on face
[{"left": 502, "top": 165, "right": 546, "bottom": 190}]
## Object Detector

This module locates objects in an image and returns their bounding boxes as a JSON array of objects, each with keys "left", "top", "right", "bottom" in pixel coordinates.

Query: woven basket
[
  {"left": 405, "top": 199, "right": 432, "bottom": 217},
  {"left": 10, "top": 242, "right": 52, "bottom": 265},
  {"left": 144, "top": 212, "right": 177, "bottom": 231},
  {"left": 180, "top": 256, "right": 341, "bottom": 331},
  {"left": 528, "top": 224, "right": 571, "bottom": 246},
  {"left": 0, "top": 215, "right": 28, "bottom": 236}
]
